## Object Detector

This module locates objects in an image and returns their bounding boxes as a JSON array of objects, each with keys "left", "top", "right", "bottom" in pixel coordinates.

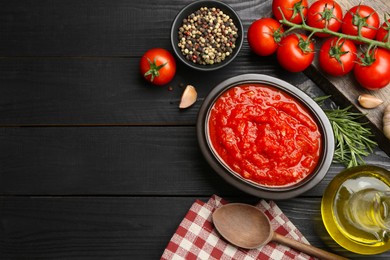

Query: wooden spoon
[{"left": 212, "top": 203, "right": 348, "bottom": 260}]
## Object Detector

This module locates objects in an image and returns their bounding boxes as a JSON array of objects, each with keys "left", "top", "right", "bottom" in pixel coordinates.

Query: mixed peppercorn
[{"left": 178, "top": 7, "right": 239, "bottom": 65}]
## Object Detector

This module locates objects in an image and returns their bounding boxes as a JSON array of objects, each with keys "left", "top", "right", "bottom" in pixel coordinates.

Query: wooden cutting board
[{"left": 304, "top": 0, "right": 390, "bottom": 156}]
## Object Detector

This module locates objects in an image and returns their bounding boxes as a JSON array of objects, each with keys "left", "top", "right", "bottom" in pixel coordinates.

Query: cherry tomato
[
  {"left": 354, "top": 48, "right": 390, "bottom": 90},
  {"left": 272, "top": 0, "right": 308, "bottom": 24},
  {"left": 319, "top": 37, "right": 357, "bottom": 77},
  {"left": 341, "top": 5, "right": 380, "bottom": 43},
  {"left": 307, "top": 0, "right": 343, "bottom": 38},
  {"left": 247, "top": 18, "right": 284, "bottom": 56},
  {"left": 376, "top": 19, "right": 390, "bottom": 43},
  {"left": 139, "top": 48, "right": 176, "bottom": 86},
  {"left": 276, "top": 34, "right": 314, "bottom": 72}
]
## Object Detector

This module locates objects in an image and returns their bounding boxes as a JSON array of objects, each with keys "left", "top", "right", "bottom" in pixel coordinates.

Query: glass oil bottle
[{"left": 321, "top": 165, "right": 390, "bottom": 255}]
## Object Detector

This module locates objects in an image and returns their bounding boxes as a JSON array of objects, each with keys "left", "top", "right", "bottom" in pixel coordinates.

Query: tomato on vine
[
  {"left": 307, "top": 0, "right": 343, "bottom": 38},
  {"left": 276, "top": 34, "right": 314, "bottom": 72},
  {"left": 272, "top": 0, "right": 308, "bottom": 24},
  {"left": 376, "top": 18, "right": 390, "bottom": 43},
  {"left": 354, "top": 48, "right": 390, "bottom": 90},
  {"left": 139, "top": 48, "right": 176, "bottom": 86},
  {"left": 247, "top": 18, "right": 284, "bottom": 56},
  {"left": 341, "top": 5, "right": 380, "bottom": 43},
  {"left": 319, "top": 37, "right": 357, "bottom": 77}
]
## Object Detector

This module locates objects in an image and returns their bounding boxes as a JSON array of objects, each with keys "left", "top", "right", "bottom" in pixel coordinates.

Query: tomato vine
[{"left": 278, "top": 7, "right": 390, "bottom": 50}]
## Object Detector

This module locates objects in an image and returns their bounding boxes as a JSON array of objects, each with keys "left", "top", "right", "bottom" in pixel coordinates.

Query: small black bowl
[
  {"left": 197, "top": 74, "right": 335, "bottom": 199},
  {"left": 171, "top": 0, "right": 244, "bottom": 71}
]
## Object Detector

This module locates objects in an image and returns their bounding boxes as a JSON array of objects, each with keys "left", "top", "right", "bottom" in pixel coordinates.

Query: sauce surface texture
[{"left": 208, "top": 84, "right": 322, "bottom": 187}]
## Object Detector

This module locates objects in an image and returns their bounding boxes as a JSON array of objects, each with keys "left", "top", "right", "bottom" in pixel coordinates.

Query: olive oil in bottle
[{"left": 322, "top": 165, "right": 390, "bottom": 255}]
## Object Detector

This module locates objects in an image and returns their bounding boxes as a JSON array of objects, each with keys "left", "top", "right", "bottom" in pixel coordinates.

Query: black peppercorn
[{"left": 178, "top": 7, "right": 239, "bottom": 65}]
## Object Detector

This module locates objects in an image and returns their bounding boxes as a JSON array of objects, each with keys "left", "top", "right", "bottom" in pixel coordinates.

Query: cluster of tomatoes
[{"left": 247, "top": 0, "right": 390, "bottom": 90}]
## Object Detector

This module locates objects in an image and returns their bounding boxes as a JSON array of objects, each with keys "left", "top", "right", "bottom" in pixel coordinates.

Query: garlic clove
[
  {"left": 358, "top": 94, "right": 384, "bottom": 109},
  {"left": 384, "top": 105, "right": 390, "bottom": 140},
  {"left": 179, "top": 85, "right": 197, "bottom": 109}
]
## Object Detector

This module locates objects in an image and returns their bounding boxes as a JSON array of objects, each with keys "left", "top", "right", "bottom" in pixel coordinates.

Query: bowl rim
[
  {"left": 170, "top": 0, "right": 244, "bottom": 71},
  {"left": 197, "top": 74, "right": 335, "bottom": 199}
]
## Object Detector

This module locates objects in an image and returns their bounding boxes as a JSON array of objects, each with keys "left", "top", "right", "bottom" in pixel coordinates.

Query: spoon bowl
[
  {"left": 212, "top": 203, "right": 348, "bottom": 260},
  {"left": 213, "top": 203, "right": 273, "bottom": 249}
]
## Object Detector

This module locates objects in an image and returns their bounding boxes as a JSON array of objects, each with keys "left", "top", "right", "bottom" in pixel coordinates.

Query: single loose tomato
[
  {"left": 272, "top": 0, "right": 308, "bottom": 24},
  {"left": 354, "top": 48, "right": 390, "bottom": 90},
  {"left": 247, "top": 18, "right": 284, "bottom": 56},
  {"left": 139, "top": 48, "right": 176, "bottom": 86},
  {"left": 341, "top": 5, "right": 380, "bottom": 43},
  {"left": 307, "top": 0, "right": 343, "bottom": 38},
  {"left": 376, "top": 19, "right": 390, "bottom": 43},
  {"left": 319, "top": 37, "right": 357, "bottom": 76},
  {"left": 276, "top": 34, "right": 314, "bottom": 72}
]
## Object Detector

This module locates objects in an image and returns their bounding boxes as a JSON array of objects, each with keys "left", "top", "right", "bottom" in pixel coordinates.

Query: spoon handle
[{"left": 273, "top": 233, "right": 348, "bottom": 260}]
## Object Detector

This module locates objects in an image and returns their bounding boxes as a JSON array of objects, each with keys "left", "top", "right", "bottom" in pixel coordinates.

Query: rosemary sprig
[{"left": 315, "top": 97, "right": 377, "bottom": 168}]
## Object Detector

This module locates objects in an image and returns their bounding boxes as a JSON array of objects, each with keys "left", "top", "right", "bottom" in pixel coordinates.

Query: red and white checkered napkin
[{"left": 161, "top": 195, "right": 316, "bottom": 260}]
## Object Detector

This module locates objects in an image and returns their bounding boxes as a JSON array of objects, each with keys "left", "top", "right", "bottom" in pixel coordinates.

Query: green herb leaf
[{"left": 315, "top": 97, "right": 377, "bottom": 167}]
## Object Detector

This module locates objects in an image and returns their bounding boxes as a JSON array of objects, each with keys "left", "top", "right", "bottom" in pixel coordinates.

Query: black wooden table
[{"left": 0, "top": 0, "right": 389, "bottom": 259}]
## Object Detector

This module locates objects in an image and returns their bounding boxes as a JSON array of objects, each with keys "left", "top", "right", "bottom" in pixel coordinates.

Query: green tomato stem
[{"left": 280, "top": 18, "right": 390, "bottom": 50}]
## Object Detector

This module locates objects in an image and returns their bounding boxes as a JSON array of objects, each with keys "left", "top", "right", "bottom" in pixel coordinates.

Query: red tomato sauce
[{"left": 208, "top": 84, "right": 322, "bottom": 187}]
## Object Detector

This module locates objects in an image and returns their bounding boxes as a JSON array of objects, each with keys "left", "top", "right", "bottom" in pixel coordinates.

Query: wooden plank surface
[
  {"left": 305, "top": 0, "right": 390, "bottom": 156},
  {"left": 0, "top": 0, "right": 177, "bottom": 56},
  {"left": 0, "top": 0, "right": 270, "bottom": 56},
  {"left": 0, "top": 57, "right": 323, "bottom": 126},
  {"left": 0, "top": 0, "right": 389, "bottom": 259},
  {"left": 1, "top": 0, "right": 388, "bottom": 153},
  {"left": 1, "top": 196, "right": 388, "bottom": 259},
  {"left": 3, "top": 125, "right": 385, "bottom": 196},
  {"left": 0, "top": 126, "right": 237, "bottom": 196}
]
